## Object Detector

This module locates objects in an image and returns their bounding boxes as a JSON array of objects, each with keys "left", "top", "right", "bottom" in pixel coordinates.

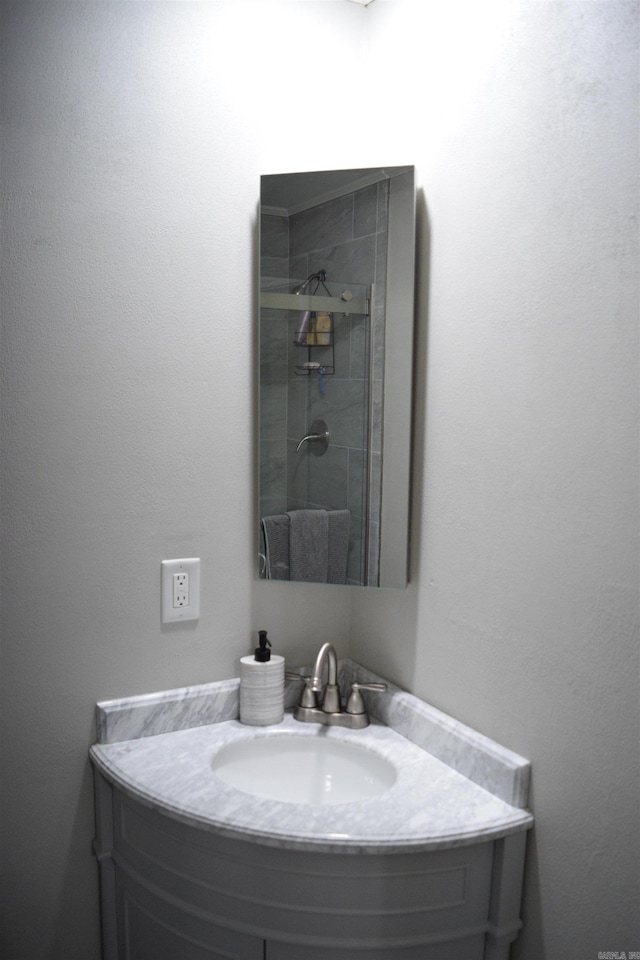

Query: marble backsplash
[{"left": 95, "top": 659, "right": 530, "bottom": 809}]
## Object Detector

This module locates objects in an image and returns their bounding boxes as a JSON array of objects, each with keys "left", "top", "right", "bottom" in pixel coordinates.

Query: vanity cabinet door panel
[{"left": 116, "top": 869, "right": 264, "bottom": 960}]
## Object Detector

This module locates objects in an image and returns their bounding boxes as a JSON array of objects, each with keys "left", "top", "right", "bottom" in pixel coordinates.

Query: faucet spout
[{"left": 310, "top": 642, "right": 340, "bottom": 713}]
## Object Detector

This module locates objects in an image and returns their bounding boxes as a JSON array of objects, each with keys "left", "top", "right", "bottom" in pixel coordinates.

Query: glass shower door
[{"left": 259, "top": 278, "right": 375, "bottom": 586}]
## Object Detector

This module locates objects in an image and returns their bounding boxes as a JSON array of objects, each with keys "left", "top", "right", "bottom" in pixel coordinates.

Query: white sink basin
[{"left": 211, "top": 734, "right": 397, "bottom": 806}]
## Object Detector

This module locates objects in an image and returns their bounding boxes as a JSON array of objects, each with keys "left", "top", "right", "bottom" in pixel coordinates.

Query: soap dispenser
[{"left": 239, "top": 630, "right": 285, "bottom": 726}]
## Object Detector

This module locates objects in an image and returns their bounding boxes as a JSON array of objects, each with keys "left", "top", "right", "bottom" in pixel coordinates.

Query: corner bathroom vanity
[{"left": 90, "top": 661, "right": 533, "bottom": 960}]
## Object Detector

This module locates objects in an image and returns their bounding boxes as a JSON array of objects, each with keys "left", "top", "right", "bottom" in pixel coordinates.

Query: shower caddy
[{"left": 260, "top": 271, "right": 370, "bottom": 379}]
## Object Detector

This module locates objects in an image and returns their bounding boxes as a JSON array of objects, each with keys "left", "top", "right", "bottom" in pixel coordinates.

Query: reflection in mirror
[{"left": 259, "top": 167, "right": 415, "bottom": 588}]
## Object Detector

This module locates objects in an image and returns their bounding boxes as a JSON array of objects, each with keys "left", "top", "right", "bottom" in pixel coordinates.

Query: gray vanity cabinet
[{"left": 93, "top": 769, "right": 526, "bottom": 960}]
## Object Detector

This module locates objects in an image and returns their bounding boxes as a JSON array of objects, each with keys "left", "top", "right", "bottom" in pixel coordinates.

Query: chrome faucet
[
  {"left": 287, "top": 643, "right": 386, "bottom": 729},
  {"left": 310, "top": 642, "right": 340, "bottom": 713}
]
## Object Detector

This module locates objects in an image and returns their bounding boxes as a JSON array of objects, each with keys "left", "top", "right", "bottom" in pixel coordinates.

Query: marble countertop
[{"left": 90, "top": 661, "right": 533, "bottom": 855}]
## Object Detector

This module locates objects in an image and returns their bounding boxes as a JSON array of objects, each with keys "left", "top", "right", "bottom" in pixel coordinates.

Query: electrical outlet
[
  {"left": 161, "top": 558, "right": 200, "bottom": 623},
  {"left": 173, "top": 572, "right": 189, "bottom": 608}
]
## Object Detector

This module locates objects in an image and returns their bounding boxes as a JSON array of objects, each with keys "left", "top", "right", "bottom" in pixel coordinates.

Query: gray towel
[
  {"left": 288, "top": 509, "right": 329, "bottom": 582},
  {"left": 327, "top": 509, "right": 351, "bottom": 584},
  {"left": 262, "top": 510, "right": 351, "bottom": 583},
  {"left": 261, "top": 515, "right": 290, "bottom": 580}
]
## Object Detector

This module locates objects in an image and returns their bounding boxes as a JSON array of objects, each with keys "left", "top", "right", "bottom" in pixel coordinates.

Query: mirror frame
[{"left": 259, "top": 166, "right": 415, "bottom": 588}]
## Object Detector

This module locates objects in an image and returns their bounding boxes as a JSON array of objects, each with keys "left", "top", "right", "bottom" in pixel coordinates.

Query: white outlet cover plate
[{"left": 161, "top": 558, "right": 200, "bottom": 623}]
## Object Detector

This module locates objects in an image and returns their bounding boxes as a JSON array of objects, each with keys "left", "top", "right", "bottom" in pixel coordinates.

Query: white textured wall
[
  {"left": 0, "top": 3, "right": 361, "bottom": 957},
  {"left": 1, "top": 2, "right": 637, "bottom": 960},
  {"left": 354, "top": 2, "right": 639, "bottom": 958}
]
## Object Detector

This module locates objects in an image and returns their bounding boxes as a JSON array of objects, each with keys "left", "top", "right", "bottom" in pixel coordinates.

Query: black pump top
[{"left": 254, "top": 630, "right": 272, "bottom": 662}]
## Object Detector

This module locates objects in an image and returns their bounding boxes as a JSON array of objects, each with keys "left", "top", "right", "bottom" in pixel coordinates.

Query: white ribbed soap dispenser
[{"left": 239, "top": 630, "right": 284, "bottom": 726}]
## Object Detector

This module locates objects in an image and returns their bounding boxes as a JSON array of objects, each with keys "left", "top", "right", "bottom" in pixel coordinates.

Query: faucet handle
[
  {"left": 345, "top": 682, "right": 387, "bottom": 716},
  {"left": 285, "top": 671, "right": 307, "bottom": 682},
  {"left": 285, "top": 672, "right": 317, "bottom": 709}
]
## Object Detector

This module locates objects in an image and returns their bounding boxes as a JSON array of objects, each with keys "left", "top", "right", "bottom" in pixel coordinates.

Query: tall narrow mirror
[{"left": 258, "top": 166, "right": 415, "bottom": 588}]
